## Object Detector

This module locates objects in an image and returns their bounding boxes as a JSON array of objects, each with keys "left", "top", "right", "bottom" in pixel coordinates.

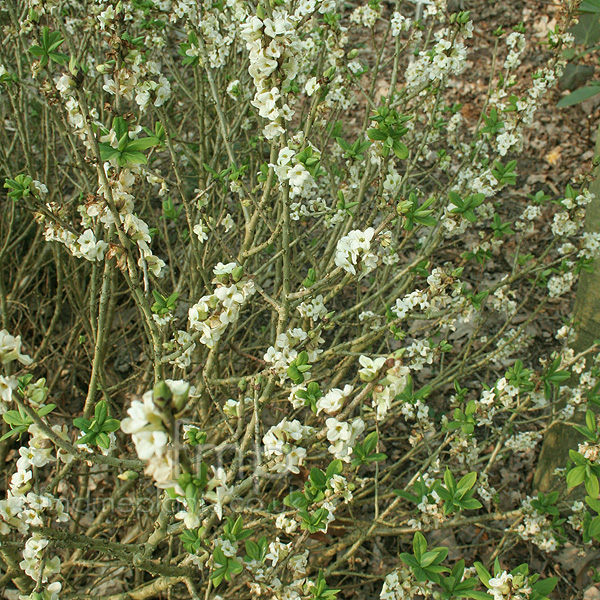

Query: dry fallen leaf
[
  {"left": 544, "top": 146, "right": 562, "bottom": 166},
  {"left": 584, "top": 586, "right": 600, "bottom": 600}
]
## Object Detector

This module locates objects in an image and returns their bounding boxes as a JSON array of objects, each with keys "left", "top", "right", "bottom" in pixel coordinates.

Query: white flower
[
  {"left": 175, "top": 508, "right": 201, "bottom": 530},
  {"left": 316, "top": 385, "right": 353, "bottom": 415},
  {"left": 487, "top": 571, "right": 513, "bottom": 599},
  {"left": 30, "top": 180, "right": 48, "bottom": 196},
  {"left": 17, "top": 446, "right": 52, "bottom": 470},
  {"left": 275, "top": 513, "right": 299, "bottom": 533},
  {"left": 213, "top": 262, "right": 237, "bottom": 276},
  {"left": 205, "top": 483, "right": 232, "bottom": 520},
  {"left": 0, "top": 330, "right": 33, "bottom": 365},
  {"left": 391, "top": 12, "right": 411, "bottom": 36},
  {"left": 0, "top": 375, "right": 17, "bottom": 409},
  {"left": 193, "top": 221, "right": 208, "bottom": 243},
  {"left": 77, "top": 229, "right": 108, "bottom": 261},
  {"left": 251, "top": 87, "right": 281, "bottom": 119},
  {"left": 227, "top": 79, "right": 241, "bottom": 99},
  {"left": 221, "top": 213, "right": 235, "bottom": 232},
  {"left": 305, "top": 77, "right": 320, "bottom": 96},
  {"left": 335, "top": 228, "right": 377, "bottom": 276},
  {"left": 278, "top": 147, "right": 295, "bottom": 166},
  {"left": 263, "top": 121, "right": 285, "bottom": 139},
  {"left": 121, "top": 392, "right": 169, "bottom": 460},
  {"left": 326, "top": 418, "right": 365, "bottom": 462},
  {"left": 154, "top": 75, "right": 172, "bottom": 107},
  {"left": 288, "top": 163, "right": 310, "bottom": 187},
  {"left": 358, "top": 355, "right": 386, "bottom": 381},
  {"left": 297, "top": 294, "right": 327, "bottom": 320},
  {"left": 144, "top": 451, "right": 177, "bottom": 488},
  {"left": 266, "top": 538, "right": 291, "bottom": 567}
]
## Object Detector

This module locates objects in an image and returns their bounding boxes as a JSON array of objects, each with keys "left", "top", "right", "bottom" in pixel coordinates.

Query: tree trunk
[{"left": 533, "top": 147, "right": 600, "bottom": 492}]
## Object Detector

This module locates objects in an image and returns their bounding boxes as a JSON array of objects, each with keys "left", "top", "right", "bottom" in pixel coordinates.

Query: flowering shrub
[{"left": 0, "top": 0, "right": 599, "bottom": 599}]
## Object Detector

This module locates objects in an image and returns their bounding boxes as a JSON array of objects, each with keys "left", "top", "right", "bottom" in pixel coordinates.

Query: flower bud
[
  {"left": 153, "top": 381, "right": 172, "bottom": 407},
  {"left": 323, "top": 66, "right": 336, "bottom": 81},
  {"left": 232, "top": 266, "right": 244, "bottom": 282}
]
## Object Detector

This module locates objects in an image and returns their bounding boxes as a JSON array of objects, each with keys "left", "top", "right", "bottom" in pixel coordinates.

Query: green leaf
[
  {"left": 37, "top": 403, "right": 56, "bottom": 417},
  {"left": 588, "top": 515, "right": 600, "bottom": 538},
  {"left": 586, "top": 409, "right": 597, "bottom": 433},
  {"left": 570, "top": 449, "right": 588, "bottom": 465},
  {"left": 444, "top": 468, "right": 456, "bottom": 491},
  {"left": 462, "top": 498, "right": 483, "bottom": 510},
  {"left": 570, "top": 12, "right": 600, "bottom": 44},
  {"left": 213, "top": 545, "right": 227, "bottom": 565},
  {"left": 457, "top": 472, "right": 477, "bottom": 493},
  {"left": 366, "top": 452, "right": 387, "bottom": 462},
  {"left": 97, "top": 432, "right": 111, "bottom": 449},
  {"left": 76, "top": 432, "right": 96, "bottom": 446},
  {"left": 367, "top": 128, "right": 387, "bottom": 141},
  {"left": 119, "top": 151, "right": 148, "bottom": 165},
  {"left": 310, "top": 468, "right": 327, "bottom": 489},
  {"left": 420, "top": 550, "right": 442, "bottom": 567},
  {"left": 557, "top": 84, "right": 600, "bottom": 107},
  {"left": 245, "top": 540, "right": 259, "bottom": 561},
  {"left": 466, "top": 592, "right": 495, "bottom": 600},
  {"left": 95, "top": 401, "right": 108, "bottom": 426},
  {"left": 297, "top": 351, "right": 309, "bottom": 365},
  {"left": 392, "top": 140, "right": 409, "bottom": 159},
  {"left": 363, "top": 431, "right": 378, "bottom": 454},
  {"left": 98, "top": 143, "right": 120, "bottom": 161},
  {"left": 48, "top": 52, "right": 69, "bottom": 65},
  {"left": 229, "top": 558, "right": 243, "bottom": 575},
  {"left": 581, "top": 0, "right": 600, "bottom": 14},
  {"left": 394, "top": 489, "right": 419, "bottom": 503},
  {"left": 399, "top": 553, "right": 419, "bottom": 569},
  {"left": 102, "top": 418, "right": 121, "bottom": 433},
  {"left": 127, "top": 136, "right": 160, "bottom": 152},
  {"left": 0, "top": 430, "right": 18, "bottom": 442},
  {"left": 473, "top": 562, "right": 491, "bottom": 588},
  {"left": 211, "top": 566, "right": 226, "bottom": 586},
  {"left": 532, "top": 577, "right": 558, "bottom": 597},
  {"left": 566, "top": 465, "right": 586, "bottom": 488},
  {"left": 73, "top": 417, "right": 91, "bottom": 431},
  {"left": 117, "top": 132, "right": 130, "bottom": 152},
  {"left": 585, "top": 473, "right": 599, "bottom": 497},
  {"left": 586, "top": 495, "right": 600, "bottom": 513},
  {"left": 29, "top": 45, "right": 45, "bottom": 57},
  {"left": 326, "top": 459, "right": 343, "bottom": 478},
  {"left": 413, "top": 531, "right": 427, "bottom": 560}
]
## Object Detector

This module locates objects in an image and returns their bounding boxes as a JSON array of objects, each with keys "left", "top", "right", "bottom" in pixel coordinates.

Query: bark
[{"left": 533, "top": 144, "right": 600, "bottom": 492}]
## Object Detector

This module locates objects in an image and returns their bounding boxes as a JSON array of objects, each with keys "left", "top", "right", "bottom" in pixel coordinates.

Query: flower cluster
[
  {"left": 263, "top": 418, "right": 314, "bottom": 473},
  {"left": 371, "top": 357, "right": 410, "bottom": 420},
  {"left": 488, "top": 571, "right": 532, "bottom": 600},
  {"left": 335, "top": 228, "right": 378, "bottom": 276},
  {"left": 264, "top": 327, "right": 323, "bottom": 381},
  {"left": 188, "top": 262, "right": 256, "bottom": 348},
  {"left": 241, "top": 10, "right": 303, "bottom": 139},
  {"left": 405, "top": 26, "right": 471, "bottom": 91},
  {"left": 121, "top": 380, "right": 190, "bottom": 487},
  {"left": 326, "top": 416, "right": 365, "bottom": 462},
  {"left": 316, "top": 384, "right": 353, "bottom": 415},
  {"left": 381, "top": 565, "right": 433, "bottom": 600},
  {"left": 297, "top": 294, "right": 328, "bottom": 320},
  {"left": 516, "top": 495, "right": 560, "bottom": 553}
]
